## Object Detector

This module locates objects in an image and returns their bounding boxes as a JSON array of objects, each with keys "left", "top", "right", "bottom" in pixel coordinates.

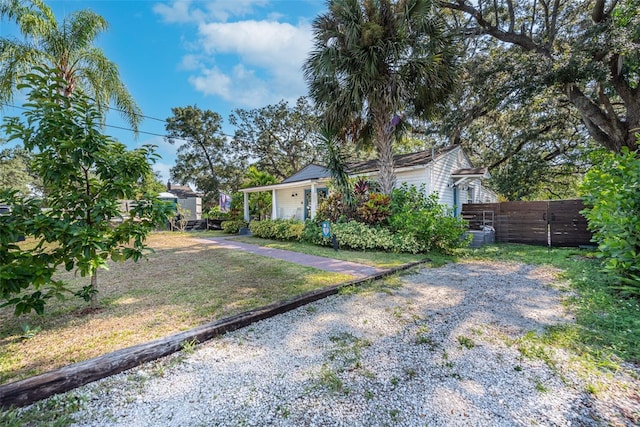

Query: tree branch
[
  {"left": 506, "top": 0, "right": 515, "bottom": 33},
  {"left": 592, "top": 0, "right": 606, "bottom": 23},
  {"left": 439, "top": 1, "right": 552, "bottom": 58},
  {"left": 566, "top": 83, "right": 625, "bottom": 152}
]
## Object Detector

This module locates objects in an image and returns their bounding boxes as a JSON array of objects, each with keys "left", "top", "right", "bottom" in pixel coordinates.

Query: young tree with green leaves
[
  {"left": 580, "top": 143, "right": 640, "bottom": 296},
  {"left": 1, "top": 67, "right": 171, "bottom": 315},
  {"left": 0, "top": 0, "right": 142, "bottom": 131},
  {"left": 304, "top": 0, "right": 458, "bottom": 194}
]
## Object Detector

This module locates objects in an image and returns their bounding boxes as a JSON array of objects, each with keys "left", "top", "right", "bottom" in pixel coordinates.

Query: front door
[{"left": 304, "top": 188, "right": 328, "bottom": 220}]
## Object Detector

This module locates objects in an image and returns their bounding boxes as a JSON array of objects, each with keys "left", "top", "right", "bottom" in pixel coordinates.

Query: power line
[{"left": 1, "top": 102, "right": 236, "bottom": 142}]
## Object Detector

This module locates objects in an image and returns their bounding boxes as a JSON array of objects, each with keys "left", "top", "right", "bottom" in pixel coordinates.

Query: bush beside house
[{"left": 250, "top": 184, "right": 469, "bottom": 254}]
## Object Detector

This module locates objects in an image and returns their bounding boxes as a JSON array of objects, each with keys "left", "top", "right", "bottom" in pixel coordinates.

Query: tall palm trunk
[{"left": 373, "top": 112, "right": 396, "bottom": 195}]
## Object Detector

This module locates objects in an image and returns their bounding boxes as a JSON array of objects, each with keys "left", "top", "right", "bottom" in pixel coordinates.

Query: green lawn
[{"left": 0, "top": 232, "right": 353, "bottom": 386}]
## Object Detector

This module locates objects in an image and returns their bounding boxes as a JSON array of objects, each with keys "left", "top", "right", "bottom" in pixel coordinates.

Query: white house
[{"left": 239, "top": 146, "right": 498, "bottom": 222}]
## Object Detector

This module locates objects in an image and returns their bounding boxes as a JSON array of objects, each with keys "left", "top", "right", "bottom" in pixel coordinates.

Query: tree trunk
[
  {"left": 373, "top": 113, "right": 396, "bottom": 195},
  {"left": 90, "top": 270, "right": 98, "bottom": 308}
]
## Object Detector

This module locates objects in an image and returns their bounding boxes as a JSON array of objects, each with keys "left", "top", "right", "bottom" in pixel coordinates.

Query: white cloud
[
  {"left": 153, "top": 1, "right": 202, "bottom": 24},
  {"left": 154, "top": 2, "right": 316, "bottom": 108},
  {"left": 188, "top": 67, "right": 232, "bottom": 99},
  {"left": 188, "top": 64, "right": 273, "bottom": 107},
  {"left": 188, "top": 19, "right": 313, "bottom": 107},
  {"left": 198, "top": 20, "right": 312, "bottom": 72},
  {"left": 153, "top": 162, "right": 173, "bottom": 183},
  {"left": 179, "top": 54, "right": 202, "bottom": 70},
  {"left": 154, "top": 0, "right": 268, "bottom": 24}
]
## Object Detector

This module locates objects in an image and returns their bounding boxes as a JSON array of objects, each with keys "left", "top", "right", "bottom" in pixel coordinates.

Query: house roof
[
  {"left": 451, "top": 167, "right": 488, "bottom": 176},
  {"left": 347, "top": 146, "right": 458, "bottom": 174},
  {"left": 241, "top": 146, "right": 485, "bottom": 194},
  {"left": 281, "top": 164, "right": 333, "bottom": 184},
  {"left": 166, "top": 183, "right": 201, "bottom": 199}
]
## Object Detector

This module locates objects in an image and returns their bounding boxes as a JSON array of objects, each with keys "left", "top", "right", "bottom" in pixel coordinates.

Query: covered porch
[{"left": 240, "top": 178, "right": 330, "bottom": 222}]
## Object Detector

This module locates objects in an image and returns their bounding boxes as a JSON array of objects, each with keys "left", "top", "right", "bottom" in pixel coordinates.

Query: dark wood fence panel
[
  {"left": 461, "top": 199, "right": 593, "bottom": 247},
  {"left": 548, "top": 200, "right": 592, "bottom": 247},
  {"left": 498, "top": 201, "right": 548, "bottom": 245}
]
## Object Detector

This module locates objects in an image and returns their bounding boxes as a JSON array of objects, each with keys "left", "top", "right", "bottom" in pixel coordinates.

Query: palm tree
[
  {"left": 304, "top": 0, "right": 458, "bottom": 194},
  {"left": 0, "top": 0, "right": 142, "bottom": 132}
]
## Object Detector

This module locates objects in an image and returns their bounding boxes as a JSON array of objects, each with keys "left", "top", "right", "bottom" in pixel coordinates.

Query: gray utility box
[{"left": 466, "top": 229, "right": 496, "bottom": 248}]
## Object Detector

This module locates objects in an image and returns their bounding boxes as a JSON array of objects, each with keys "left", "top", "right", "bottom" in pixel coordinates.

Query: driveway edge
[{"left": 0, "top": 259, "right": 428, "bottom": 409}]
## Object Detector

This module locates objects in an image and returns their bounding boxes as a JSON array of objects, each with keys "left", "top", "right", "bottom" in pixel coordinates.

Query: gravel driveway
[{"left": 55, "top": 260, "right": 637, "bottom": 426}]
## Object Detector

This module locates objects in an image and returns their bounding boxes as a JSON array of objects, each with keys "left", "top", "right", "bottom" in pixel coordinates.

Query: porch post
[
  {"left": 310, "top": 182, "right": 318, "bottom": 220},
  {"left": 271, "top": 189, "right": 277, "bottom": 219},
  {"left": 243, "top": 192, "right": 250, "bottom": 222}
]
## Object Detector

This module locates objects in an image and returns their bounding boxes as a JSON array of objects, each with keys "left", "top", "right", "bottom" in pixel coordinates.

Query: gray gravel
[{"left": 38, "top": 260, "right": 638, "bottom": 426}]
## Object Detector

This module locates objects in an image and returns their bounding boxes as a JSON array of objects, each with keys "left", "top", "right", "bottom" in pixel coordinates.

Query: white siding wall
[
  {"left": 429, "top": 147, "right": 472, "bottom": 210},
  {"left": 472, "top": 182, "right": 499, "bottom": 203},
  {"left": 349, "top": 147, "right": 481, "bottom": 212},
  {"left": 395, "top": 168, "right": 428, "bottom": 189},
  {"left": 275, "top": 187, "right": 305, "bottom": 220}
]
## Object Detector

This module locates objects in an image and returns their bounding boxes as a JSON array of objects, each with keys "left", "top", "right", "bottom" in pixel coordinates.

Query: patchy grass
[
  {"left": 466, "top": 244, "right": 640, "bottom": 366},
  {"left": 0, "top": 232, "right": 352, "bottom": 386},
  {"left": 232, "top": 236, "right": 427, "bottom": 268}
]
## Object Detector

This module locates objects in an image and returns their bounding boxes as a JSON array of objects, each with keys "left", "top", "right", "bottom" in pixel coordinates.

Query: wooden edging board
[{"left": 0, "top": 259, "right": 428, "bottom": 409}]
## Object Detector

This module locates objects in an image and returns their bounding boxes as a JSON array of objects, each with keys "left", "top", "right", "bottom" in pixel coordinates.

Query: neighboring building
[
  {"left": 165, "top": 182, "right": 203, "bottom": 221},
  {"left": 240, "top": 146, "right": 498, "bottom": 221}
]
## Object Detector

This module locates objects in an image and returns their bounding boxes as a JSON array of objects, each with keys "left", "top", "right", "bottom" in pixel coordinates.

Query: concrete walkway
[{"left": 193, "top": 237, "right": 386, "bottom": 278}]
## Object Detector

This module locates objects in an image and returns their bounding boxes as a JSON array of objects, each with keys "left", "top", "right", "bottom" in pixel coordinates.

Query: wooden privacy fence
[{"left": 461, "top": 199, "right": 593, "bottom": 247}]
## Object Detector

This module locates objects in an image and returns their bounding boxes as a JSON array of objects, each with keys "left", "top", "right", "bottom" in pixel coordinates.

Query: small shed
[{"left": 166, "top": 182, "right": 202, "bottom": 221}]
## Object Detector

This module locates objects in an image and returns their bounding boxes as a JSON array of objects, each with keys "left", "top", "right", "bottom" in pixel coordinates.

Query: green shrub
[
  {"left": 204, "top": 206, "right": 230, "bottom": 220},
  {"left": 316, "top": 193, "right": 351, "bottom": 223},
  {"left": 301, "top": 220, "right": 328, "bottom": 245},
  {"left": 221, "top": 220, "right": 248, "bottom": 234},
  {"left": 389, "top": 184, "right": 469, "bottom": 253},
  {"left": 355, "top": 193, "right": 391, "bottom": 225},
  {"left": 249, "top": 219, "right": 304, "bottom": 241},
  {"left": 333, "top": 221, "right": 395, "bottom": 251},
  {"left": 580, "top": 147, "right": 640, "bottom": 295}
]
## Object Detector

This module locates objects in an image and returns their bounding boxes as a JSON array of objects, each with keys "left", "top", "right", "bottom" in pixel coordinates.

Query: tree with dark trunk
[{"left": 440, "top": 0, "right": 640, "bottom": 153}]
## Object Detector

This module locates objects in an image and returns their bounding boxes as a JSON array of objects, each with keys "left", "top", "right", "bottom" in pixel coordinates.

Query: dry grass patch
[{"left": 0, "top": 232, "right": 352, "bottom": 385}]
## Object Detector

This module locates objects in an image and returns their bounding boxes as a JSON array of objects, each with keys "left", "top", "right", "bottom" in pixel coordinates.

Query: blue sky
[{"left": 1, "top": 0, "right": 327, "bottom": 183}]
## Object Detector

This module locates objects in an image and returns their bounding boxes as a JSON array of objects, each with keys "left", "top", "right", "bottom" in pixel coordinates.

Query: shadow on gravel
[{"left": 69, "top": 260, "right": 608, "bottom": 426}]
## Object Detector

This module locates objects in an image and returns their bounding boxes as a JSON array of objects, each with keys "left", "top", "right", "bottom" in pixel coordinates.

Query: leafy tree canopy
[
  {"left": 165, "top": 105, "right": 242, "bottom": 206},
  {"left": 0, "top": 145, "right": 37, "bottom": 196},
  {"left": 304, "top": 0, "right": 459, "bottom": 194},
  {"left": 441, "top": 0, "right": 640, "bottom": 153},
  {"left": 230, "top": 97, "right": 321, "bottom": 180}
]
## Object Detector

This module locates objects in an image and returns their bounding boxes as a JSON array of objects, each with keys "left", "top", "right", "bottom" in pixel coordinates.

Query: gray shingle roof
[
  {"left": 347, "top": 146, "right": 458, "bottom": 174},
  {"left": 166, "top": 183, "right": 201, "bottom": 198},
  {"left": 451, "top": 167, "right": 487, "bottom": 176},
  {"left": 281, "top": 164, "right": 332, "bottom": 184}
]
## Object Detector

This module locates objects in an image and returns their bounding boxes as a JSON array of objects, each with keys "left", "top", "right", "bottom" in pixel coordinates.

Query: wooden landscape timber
[{"left": 0, "top": 259, "right": 426, "bottom": 409}]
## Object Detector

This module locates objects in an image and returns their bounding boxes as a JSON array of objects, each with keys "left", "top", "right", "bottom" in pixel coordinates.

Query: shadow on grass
[
  {"left": 0, "top": 234, "right": 353, "bottom": 385},
  {"left": 465, "top": 243, "right": 640, "bottom": 365}
]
